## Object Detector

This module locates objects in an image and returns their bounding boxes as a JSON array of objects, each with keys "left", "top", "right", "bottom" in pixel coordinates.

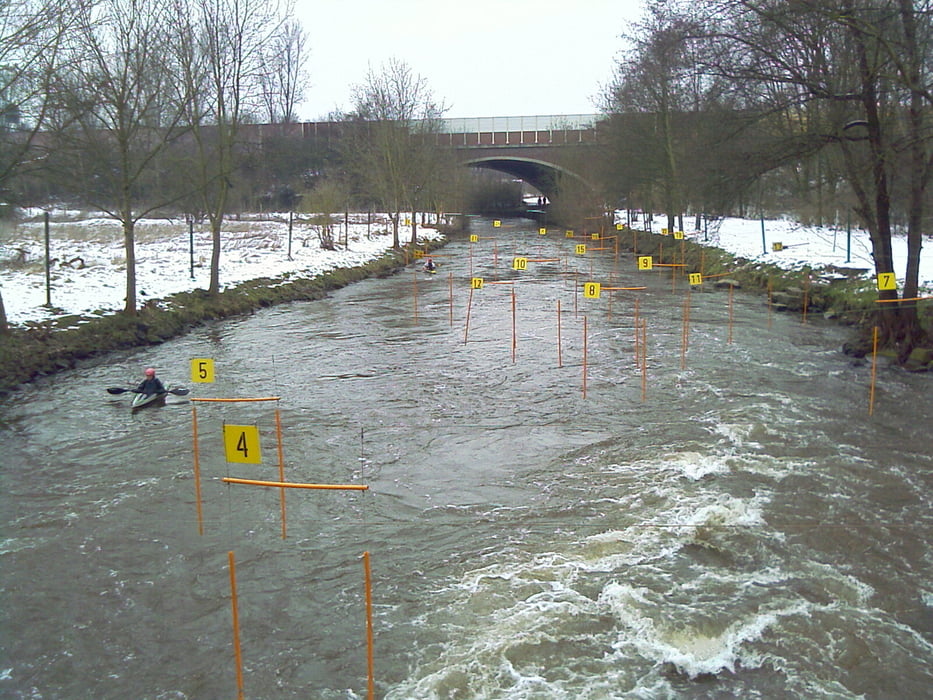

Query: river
[{"left": 2, "top": 218, "right": 931, "bottom": 699}]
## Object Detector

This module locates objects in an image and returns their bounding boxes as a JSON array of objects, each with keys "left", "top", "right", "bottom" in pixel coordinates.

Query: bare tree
[
  {"left": 258, "top": 18, "right": 310, "bottom": 124},
  {"left": 48, "top": 0, "right": 193, "bottom": 314},
  {"left": 346, "top": 58, "right": 447, "bottom": 248},
  {"left": 175, "top": 0, "right": 286, "bottom": 294},
  {"left": 0, "top": 0, "right": 75, "bottom": 332},
  {"left": 694, "top": 0, "right": 931, "bottom": 356},
  {"left": 605, "top": 4, "right": 700, "bottom": 232}
]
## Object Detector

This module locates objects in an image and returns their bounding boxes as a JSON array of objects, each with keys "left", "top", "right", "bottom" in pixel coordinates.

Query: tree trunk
[
  {"left": 0, "top": 289, "right": 8, "bottom": 335},
  {"left": 410, "top": 211, "right": 418, "bottom": 246},
  {"left": 123, "top": 217, "right": 137, "bottom": 314},
  {"left": 209, "top": 220, "right": 222, "bottom": 294}
]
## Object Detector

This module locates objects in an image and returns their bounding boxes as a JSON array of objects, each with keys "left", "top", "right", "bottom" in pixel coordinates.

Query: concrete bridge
[
  {"left": 253, "top": 114, "right": 604, "bottom": 202},
  {"left": 434, "top": 115, "right": 601, "bottom": 200}
]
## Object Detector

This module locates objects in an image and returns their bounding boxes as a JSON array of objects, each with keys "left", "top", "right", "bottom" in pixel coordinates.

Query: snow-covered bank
[
  {"left": 1, "top": 212, "right": 445, "bottom": 326},
  {"left": 1, "top": 211, "right": 930, "bottom": 327}
]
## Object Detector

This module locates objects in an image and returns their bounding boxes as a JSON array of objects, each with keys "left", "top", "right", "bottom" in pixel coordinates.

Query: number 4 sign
[{"left": 223, "top": 425, "right": 262, "bottom": 464}]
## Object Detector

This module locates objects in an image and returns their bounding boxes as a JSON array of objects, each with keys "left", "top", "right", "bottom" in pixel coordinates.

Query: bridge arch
[{"left": 462, "top": 155, "right": 591, "bottom": 202}]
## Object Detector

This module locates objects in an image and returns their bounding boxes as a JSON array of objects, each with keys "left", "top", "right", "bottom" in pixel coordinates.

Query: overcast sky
[{"left": 296, "top": 0, "right": 644, "bottom": 121}]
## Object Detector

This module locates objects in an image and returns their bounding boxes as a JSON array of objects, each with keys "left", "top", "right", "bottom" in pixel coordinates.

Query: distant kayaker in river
[
  {"left": 136, "top": 367, "right": 166, "bottom": 395},
  {"left": 423, "top": 257, "right": 436, "bottom": 272}
]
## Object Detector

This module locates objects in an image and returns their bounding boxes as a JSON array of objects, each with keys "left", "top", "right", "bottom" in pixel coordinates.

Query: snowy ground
[
  {"left": 0, "top": 210, "right": 930, "bottom": 327},
  {"left": 0, "top": 210, "right": 445, "bottom": 326}
]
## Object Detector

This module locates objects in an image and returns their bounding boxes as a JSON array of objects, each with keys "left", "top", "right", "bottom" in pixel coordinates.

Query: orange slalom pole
[
  {"left": 582, "top": 315, "right": 588, "bottom": 399},
  {"left": 875, "top": 295, "right": 933, "bottom": 302},
  {"left": 681, "top": 292, "right": 689, "bottom": 370},
  {"left": 363, "top": 551, "right": 375, "bottom": 700},
  {"left": 641, "top": 318, "right": 648, "bottom": 402},
  {"left": 222, "top": 477, "right": 369, "bottom": 491},
  {"left": 228, "top": 551, "right": 245, "bottom": 700},
  {"left": 557, "top": 300, "right": 563, "bottom": 368},
  {"left": 191, "top": 397, "right": 280, "bottom": 403},
  {"left": 192, "top": 405, "right": 204, "bottom": 536},
  {"left": 463, "top": 287, "right": 474, "bottom": 345},
  {"left": 633, "top": 298, "right": 641, "bottom": 366},
  {"left": 274, "top": 408, "right": 287, "bottom": 540},
  {"left": 869, "top": 326, "right": 879, "bottom": 416},
  {"left": 511, "top": 288, "right": 517, "bottom": 363}
]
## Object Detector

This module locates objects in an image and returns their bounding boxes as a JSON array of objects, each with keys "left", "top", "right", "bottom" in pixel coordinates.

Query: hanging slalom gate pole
[
  {"left": 511, "top": 288, "right": 517, "bottom": 363},
  {"left": 228, "top": 551, "right": 245, "bottom": 700},
  {"left": 633, "top": 298, "right": 641, "bottom": 366},
  {"left": 641, "top": 317, "right": 648, "bottom": 402},
  {"left": 681, "top": 290, "right": 690, "bottom": 370},
  {"left": 192, "top": 405, "right": 204, "bottom": 536},
  {"left": 557, "top": 300, "right": 563, "bottom": 368},
  {"left": 362, "top": 551, "right": 375, "bottom": 700},
  {"left": 463, "top": 287, "right": 474, "bottom": 344},
  {"left": 413, "top": 270, "right": 418, "bottom": 323},
  {"left": 582, "top": 316, "right": 588, "bottom": 399},
  {"left": 275, "top": 408, "right": 287, "bottom": 540}
]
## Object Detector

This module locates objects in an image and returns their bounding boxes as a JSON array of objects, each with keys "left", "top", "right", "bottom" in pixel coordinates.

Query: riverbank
[
  {"left": 1, "top": 224, "right": 930, "bottom": 395},
  {"left": 0, "top": 243, "right": 444, "bottom": 394},
  {"left": 617, "top": 227, "right": 933, "bottom": 370}
]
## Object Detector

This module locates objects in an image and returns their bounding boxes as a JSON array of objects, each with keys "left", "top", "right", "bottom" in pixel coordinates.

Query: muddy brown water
[{"left": 2, "top": 219, "right": 931, "bottom": 698}]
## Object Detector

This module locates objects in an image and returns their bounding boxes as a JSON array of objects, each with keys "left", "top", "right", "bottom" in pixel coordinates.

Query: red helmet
[{"left": 144, "top": 367, "right": 156, "bottom": 377}]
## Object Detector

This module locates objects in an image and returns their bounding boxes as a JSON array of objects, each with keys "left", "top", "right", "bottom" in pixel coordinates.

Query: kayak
[{"left": 131, "top": 388, "right": 168, "bottom": 410}]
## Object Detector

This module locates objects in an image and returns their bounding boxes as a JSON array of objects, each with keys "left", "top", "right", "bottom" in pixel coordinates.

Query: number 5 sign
[
  {"left": 191, "top": 358, "right": 215, "bottom": 383},
  {"left": 223, "top": 425, "right": 262, "bottom": 464}
]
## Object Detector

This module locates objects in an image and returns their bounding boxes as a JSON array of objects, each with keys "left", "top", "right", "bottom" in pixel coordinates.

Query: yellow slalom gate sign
[
  {"left": 223, "top": 424, "right": 262, "bottom": 464},
  {"left": 191, "top": 358, "right": 215, "bottom": 383},
  {"left": 876, "top": 273, "right": 897, "bottom": 291}
]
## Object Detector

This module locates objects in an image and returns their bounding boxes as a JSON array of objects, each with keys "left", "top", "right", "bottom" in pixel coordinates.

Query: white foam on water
[
  {"left": 657, "top": 450, "right": 730, "bottom": 481},
  {"left": 598, "top": 580, "right": 817, "bottom": 679}
]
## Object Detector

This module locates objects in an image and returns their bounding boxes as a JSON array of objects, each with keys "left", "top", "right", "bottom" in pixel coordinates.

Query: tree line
[
  {"left": 1, "top": 0, "right": 929, "bottom": 360},
  {"left": 598, "top": 0, "right": 932, "bottom": 359}
]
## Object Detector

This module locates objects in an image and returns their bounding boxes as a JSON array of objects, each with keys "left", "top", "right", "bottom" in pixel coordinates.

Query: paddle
[{"left": 106, "top": 387, "right": 190, "bottom": 396}]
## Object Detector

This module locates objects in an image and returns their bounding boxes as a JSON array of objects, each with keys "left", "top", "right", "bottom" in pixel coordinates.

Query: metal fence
[{"left": 439, "top": 114, "right": 601, "bottom": 133}]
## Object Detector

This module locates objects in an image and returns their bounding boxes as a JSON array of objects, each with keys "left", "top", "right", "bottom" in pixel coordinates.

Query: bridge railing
[{"left": 440, "top": 114, "right": 601, "bottom": 133}]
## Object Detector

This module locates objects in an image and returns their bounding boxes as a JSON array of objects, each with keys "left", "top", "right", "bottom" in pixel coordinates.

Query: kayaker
[
  {"left": 423, "top": 257, "right": 436, "bottom": 272},
  {"left": 136, "top": 367, "right": 166, "bottom": 396}
]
